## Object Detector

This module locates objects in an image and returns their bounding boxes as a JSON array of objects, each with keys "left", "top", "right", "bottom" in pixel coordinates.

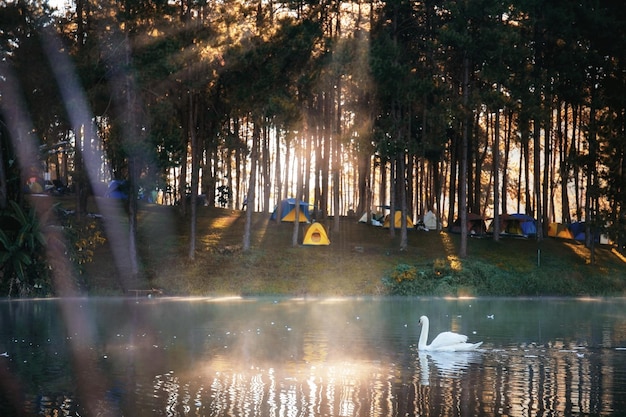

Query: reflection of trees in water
[
  {"left": 141, "top": 347, "right": 616, "bottom": 417},
  {"left": 145, "top": 362, "right": 401, "bottom": 417},
  {"left": 3, "top": 299, "right": 626, "bottom": 416},
  {"left": 110, "top": 314, "right": 626, "bottom": 417}
]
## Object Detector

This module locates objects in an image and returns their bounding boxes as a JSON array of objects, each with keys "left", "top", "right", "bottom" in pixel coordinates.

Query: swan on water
[{"left": 418, "top": 315, "right": 483, "bottom": 351}]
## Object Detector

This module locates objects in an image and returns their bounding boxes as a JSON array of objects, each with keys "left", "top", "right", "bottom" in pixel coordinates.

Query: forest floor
[{"left": 66, "top": 197, "right": 626, "bottom": 298}]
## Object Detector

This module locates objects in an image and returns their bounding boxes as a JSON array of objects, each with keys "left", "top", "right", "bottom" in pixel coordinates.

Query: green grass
[{"left": 71, "top": 198, "right": 626, "bottom": 297}]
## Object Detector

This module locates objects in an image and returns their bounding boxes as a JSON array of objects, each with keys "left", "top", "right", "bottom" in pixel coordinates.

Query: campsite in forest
[
  {"left": 2, "top": 1, "right": 626, "bottom": 297},
  {"left": 4, "top": 3, "right": 626, "bottom": 416}
]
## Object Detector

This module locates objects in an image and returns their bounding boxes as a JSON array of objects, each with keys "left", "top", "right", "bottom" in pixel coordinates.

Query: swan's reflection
[{"left": 417, "top": 350, "right": 483, "bottom": 385}]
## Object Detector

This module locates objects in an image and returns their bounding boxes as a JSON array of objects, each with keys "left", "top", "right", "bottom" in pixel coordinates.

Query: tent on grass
[
  {"left": 106, "top": 180, "right": 128, "bottom": 199},
  {"left": 383, "top": 211, "right": 414, "bottom": 229},
  {"left": 303, "top": 222, "right": 330, "bottom": 245},
  {"left": 568, "top": 221, "right": 610, "bottom": 244},
  {"left": 510, "top": 213, "right": 537, "bottom": 236},
  {"left": 569, "top": 221, "right": 586, "bottom": 241},
  {"left": 488, "top": 213, "right": 537, "bottom": 237},
  {"left": 449, "top": 213, "right": 487, "bottom": 235},
  {"left": 358, "top": 211, "right": 385, "bottom": 226},
  {"left": 548, "top": 222, "right": 574, "bottom": 239},
  {"left": 270, "top": 198, "right": 312, "bottom": 223}
]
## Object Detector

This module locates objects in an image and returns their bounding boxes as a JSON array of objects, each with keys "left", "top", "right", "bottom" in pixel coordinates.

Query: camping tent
[
  {"left": 303, "top": 222, "right": 330, "bottom": 245},
  {"left": 568, "top": 222, "right": 610, "bottom": 244},
  {"left": 510, "top": 213, "right": 537, "bottom": 236},
  {"left": 423, "top": 210, "right": 438, "bottom": 230},
  {"left": 449, "top": 213, "right": 486, "bottom": 235},
  {"left": 569, "top": 221, "right": 586, "bottom": 241},
  {"left": 106, "top": 180, "right": 128, "bottom": 199},
  {"left": 270, "top": 198, "right": 312, "bottom": 223},
  {"left": 488, "top": 213, "right": 537, "bottom": 237},
  {"left": 548, "top": 222, "right": 574, "bottom": 239},
  {"left": 383, "top": 211, "right": 414, "bottom": 229},
  {"left": 358, "top": 211, "right": 384, "bottom": 226}
]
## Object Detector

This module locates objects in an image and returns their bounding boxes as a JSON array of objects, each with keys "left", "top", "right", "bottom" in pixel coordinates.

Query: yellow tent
[
  {"left": 281, "top": 208, "right": 310, "bottom": 223},
  {"left": 303, "top": 223, "right": 330, "bottom": 245},
  {"left": 548, "top": 222, "right": 574, "bottom": 239},
  {"left": 383, "top": 211, "right": 414, "bottom": 229},
  {"left": 270, "top": 199, "right": 312, "bottom": 223}
]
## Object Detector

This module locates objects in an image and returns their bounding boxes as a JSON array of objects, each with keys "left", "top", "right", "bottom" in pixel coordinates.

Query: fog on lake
[{"left": 1, "top": 296, "right": 625, "bottom": 416}]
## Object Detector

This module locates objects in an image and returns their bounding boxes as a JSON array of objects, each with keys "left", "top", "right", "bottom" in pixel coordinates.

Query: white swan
[{"left": 418, "top": 315, "right": 482, "bottom": 351}]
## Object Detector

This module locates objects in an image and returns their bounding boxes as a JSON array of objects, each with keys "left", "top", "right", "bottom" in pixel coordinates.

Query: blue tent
[
  {"left": 270, "top": 198, "right": 312, "bottom": 222},
  {"left": 569, "top": 221, "right": 586, "bottom": 240},
  {"left": 510, "top": 213, "right": 537, "bottom": 236},
  {"left": 569, "top": 221, "right": 605, "bottom": 242},
  {"left": 106, "top": 180, "right": 128, "bottom": 199}
]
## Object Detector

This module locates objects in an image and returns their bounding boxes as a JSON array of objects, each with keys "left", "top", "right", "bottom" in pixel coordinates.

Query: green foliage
[
  {"left": 382, "top": 257, "right": 622, "bottom": 297},
  {"left": 388, "top": 263, "right": 418, "bottom": 283},
  {"left": 56, "top": 211, "right": 107, "bottom": 269},
  {"left": 0, "top": 201, "right": 48, "bottom": 297},
  {"left": 0, "top": 202, "right": 107, "bottom": 297}
]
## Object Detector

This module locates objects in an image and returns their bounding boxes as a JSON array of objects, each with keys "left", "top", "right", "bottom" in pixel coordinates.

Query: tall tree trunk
[
  {"left": 128, "top": 156, "right": 140, "bottom": 280},
  {"left": 573, "top": 105, "right": 583, "bottom": 221},
  {"left": 534, "top": 118, "right": 543, "bottom": 240},
  {"left": 447, "top": 129, "right": 458, "bottom": 229},
  {"left": 188, "top": 93, "right": 199, "bottom": 260},
  {"left": 243, "top": 120, "right": 260, "bottom": 252},
  {"left": 543, "top": 107, "right": 552, "bottom": 230},
  {"left": 303, "top": 121, "right": 312, "bottom": 205},
  {"left": 226, "top": 149, "right": 234, "bottom": 209},
  {"left": 459, "top": 55, "right": 470, "bottom": 258},
  {"left": 586, "top": 87, "right": 598, "bottom": 260},
  {"left": 292, "top": 139, "right": 303, "bottom": 247},
  {"left": 74, "top": 136, "right": 88, "bottom": 220},
  {"left": 124, "top": 32, "right": 140, "bottom": 282},
  {"left": 179, "top": 132, "right": 188, "bottom": 216},
  {"left": 501, "top": 110, "right": 512, "bottom": 215},
  {"left": 399, "top": 154, "right": 408, "bottom": 250},
  {"left": 333, "top": 77, "right": 341, "bottom": 232},
  {"left": 493, "top": 105, "right": 501, "bottom": 241},
  {"left": 262, "top": 123, "right": 271, "bottom": 212},
  {"left": 274, "top": 125, "right": 282, "bottom": 210},
  {"left": 560, "top": 103, "right": 571, "bottom": 224},
  {"left": 522, "top": 129, "right": 532, "bottom": 215},
  {"left": 379, "top": 156, "right": 387, "bottom": 210},
  {"left": 235, "top": 119, "right": 243, "bottom": 209},
  {"left": 357, "top": 149, "right": 369, "bottom": 217},
  {"left": 321, "top": 92, "right": 331, "bottom": 219}
]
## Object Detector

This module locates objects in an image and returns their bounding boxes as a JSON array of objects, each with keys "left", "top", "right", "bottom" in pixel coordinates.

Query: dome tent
[
  {"left": 383, "top": 211, "right": 414, "bottom": 229},
  {"left": 270, "top": 198, "right": 312, "bottom": 223},
  {"left": 302, "top": 222, "right": 330, "bottom": 245}
]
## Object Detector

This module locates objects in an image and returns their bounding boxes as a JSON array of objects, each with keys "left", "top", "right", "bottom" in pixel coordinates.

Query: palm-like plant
[{"left": 0, "top": 201, "right": 47, "bottom": 296}]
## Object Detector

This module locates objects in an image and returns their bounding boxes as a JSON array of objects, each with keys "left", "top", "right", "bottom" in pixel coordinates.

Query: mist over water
[{"left": 1, "top": 297, "right": 625, "bottom": 416}]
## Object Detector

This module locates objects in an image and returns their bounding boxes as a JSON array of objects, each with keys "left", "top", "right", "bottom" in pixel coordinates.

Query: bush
[
  {"left": 382, "top": 258, "right": 537, "bottom": 296},
  {"left": 382, "top": 255, "right": 623, "bottom": 297},
  {"left": 0, "top": 202, "right": 106, "bottom": 297},
  {"left": 382, "top": 262, "right": 439, "bottom": 296}
]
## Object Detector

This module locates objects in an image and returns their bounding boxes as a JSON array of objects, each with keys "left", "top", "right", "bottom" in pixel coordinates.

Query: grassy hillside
[{"left": 75, "top": 199, "right": 626, "bottom": 297}]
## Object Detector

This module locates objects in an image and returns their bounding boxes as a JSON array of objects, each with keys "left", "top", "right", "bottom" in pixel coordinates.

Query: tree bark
[
  {"left": 243, "top": 120, "right": 260, "bottom": 252},
  {"left": 292, "top": 138, "right": 303, "bottom": 247},
  {"left": 188, "top": 93, "right": 199, "bottom": 260},
  {"left": 459, "top": 55, "right": 470, "bottom": 258},
  {"left": 399, "top": 154, "right": 408, "bottom": 250},
  {"left": 493, "top": 105, "right": 501, "bottom": 241}
]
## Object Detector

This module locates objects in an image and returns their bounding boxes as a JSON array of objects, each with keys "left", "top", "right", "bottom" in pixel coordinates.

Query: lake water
[{"left": 1, "top": 297, "right": 626, "bottom": 416}]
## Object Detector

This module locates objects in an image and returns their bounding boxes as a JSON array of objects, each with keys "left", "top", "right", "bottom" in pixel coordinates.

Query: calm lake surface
[{"left": 1, "top": 297, "right": 626, "bottom": 417}]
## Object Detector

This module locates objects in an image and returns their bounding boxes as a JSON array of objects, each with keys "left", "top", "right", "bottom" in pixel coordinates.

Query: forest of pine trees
[{"left": 2, "top": 0, "right": 626, "bottom": 259}]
